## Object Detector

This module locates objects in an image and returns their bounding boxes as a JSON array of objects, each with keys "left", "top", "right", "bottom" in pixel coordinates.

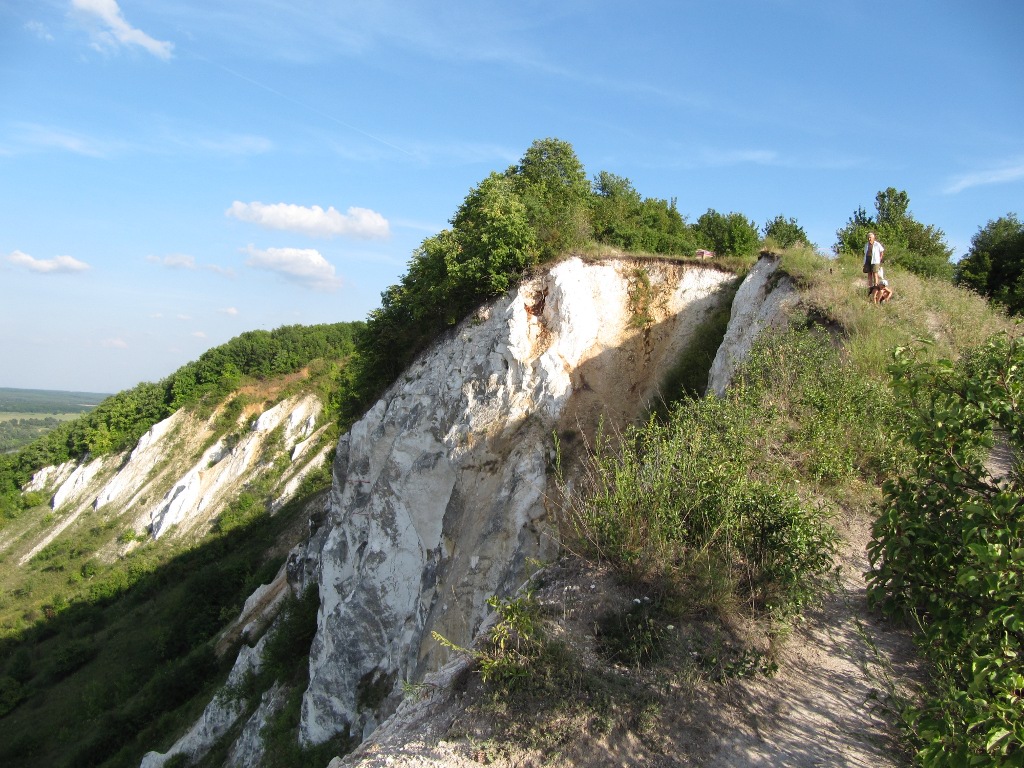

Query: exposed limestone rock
[
  {"left": 24, "top": 460, "right": 76, "bottom": 495},
  {"left": 93, "top": 410, "right": 188, "bottom": 511},
  {"left": 707, "top": 254, "right": 799, "bottom": 396},
  {"left": 16, "top": 393, "right": 328, "bottom": 567},
  {"left": 300, "top": 257, "right": 736, "bottom": 746},
  {"left": 147, "top": 394, "right": 322, "bottom": 538},
  {"left": 225, "top": 682, "right": 290, "bottom": 768},
  {"left": 140, "top": 631, "right": 270, "bottom": 768}
]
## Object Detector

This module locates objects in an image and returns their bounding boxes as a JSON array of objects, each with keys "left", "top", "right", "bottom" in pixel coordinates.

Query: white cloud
[
  {"left": 25, "top": 21, "right": 54, "bottom": 42},
  {"left": 944, "top": 159, "right": 1024, "bottom": 194},
  {"left": 8, "top": 250, "right": 90, "bottom": 273},
  {"left": 227, "top": 201, "right": 390, "bottom": 239},
  {"left": 101, "top": 337, "right": 128, "bottom": 349},
  {"left": 176, "top": 314, "right": 192, "bottom": 321},
  {"left": 72, "top": 0, "right": 174, "bottom": 60},
  {"left": 192, "top": 331, "right": 207, "bottom": 339},
  {"left": 219, "top": 307, "right": 239, "bottom": 316},
  {"left": 147, "top": 253, "right": 196, "bottom": 269},
  {"left": 147, "top": 253, "right": 235, "bottom": 276},
  {"left": 243, "top": 245, "right": 341, "bottom": 291}
]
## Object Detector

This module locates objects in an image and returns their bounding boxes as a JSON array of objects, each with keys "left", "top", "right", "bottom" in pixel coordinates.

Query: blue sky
[{"left": 2, "top": 1, "right": 1022, "bottom": 393}]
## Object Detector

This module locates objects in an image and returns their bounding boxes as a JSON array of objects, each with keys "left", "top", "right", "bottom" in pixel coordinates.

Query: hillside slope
[{"left": 1, "top": 248, "right": 1010, "bottom": 768}]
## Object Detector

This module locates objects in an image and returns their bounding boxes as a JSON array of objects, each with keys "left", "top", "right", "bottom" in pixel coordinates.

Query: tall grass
[
  {"left": 559, "top": 328, "right": 891, "bottom": 620},
  {"left": 776, "top": 246, "right": 1011, "bottom": 377}
]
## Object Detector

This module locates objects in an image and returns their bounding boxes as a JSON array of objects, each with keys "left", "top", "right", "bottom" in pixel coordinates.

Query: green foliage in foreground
[
  {"left": 868, "top": 334, "right": 1024, "bottom": 766},
  {"left": 564, "top": 328, "right": 893, "bottom": 619}
]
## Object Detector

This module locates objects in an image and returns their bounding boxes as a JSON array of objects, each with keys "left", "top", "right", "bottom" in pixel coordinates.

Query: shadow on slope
[{"left": 0, "top": 486, "right": 326, "bottom": 768}]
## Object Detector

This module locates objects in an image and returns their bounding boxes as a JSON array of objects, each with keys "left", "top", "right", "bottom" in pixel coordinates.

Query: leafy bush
[
  {"left": 694, "top": 208, "right": 759, "bottom": 257},
  {"left": 590, "top": 172, "right": 696, "bottom": 255},
  {"left": 868, "top": 334, "right": 1024, "bottom": 765},
  {"left": 434, "top": 591, "right": 545, "bottom": 689},
  {"left": 762, "top": 215, "right": 808, "bottom": 248}
]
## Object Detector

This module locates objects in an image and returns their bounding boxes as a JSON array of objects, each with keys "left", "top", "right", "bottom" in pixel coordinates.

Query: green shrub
[
  {"left": 0, "top": 675, "right": 25, "bottom": 716},
  {"left": 868, "top": 334, "right": 1024, "bottom": 765}
]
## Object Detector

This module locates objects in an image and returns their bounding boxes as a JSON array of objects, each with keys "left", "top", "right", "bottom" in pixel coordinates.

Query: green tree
[
  {"left": 509, "top": 137, "right": 591, "bottom": 261},
  {"left": 762, "top": 215, "right": 808, "bottom": 248},
  {"left": 954, "top": 214, "right": 1024, "bottom": 315},
  {"left": 448, "top": 171, "right": 538, "bottom": 300},
  {"left": 590, "top": 172, "right": 695, "bottom": 255},
  {"left": 695, "top": 209, "right": 759, "bottom": 256},
  {"left": 834, "top": 188, "right": 953, "bottom": 279}
]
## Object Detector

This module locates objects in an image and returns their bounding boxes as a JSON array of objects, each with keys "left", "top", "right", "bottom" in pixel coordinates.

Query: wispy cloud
[
  {"left": 25, "top": 21, "right": 54, "bottom": 42},
  {"left": 147, "top": 253, "right": 235, "bottom": 276},
  {"left": 14, "top": 123, "right": 109, "bottom": 157},
  {"left": 8, "top": 250, "right": 90, "bottom": 273},
  {"left": 219, "top": 307, "right": 239, "bottom": 316},
  {"left": 194, "top": 134, "right": 273, "bottom": 155},
  {"left": 147, "top": 253, "right": 196, "bottom": 269},
  {"left": 72, "top": 0, "right": 174, "bottom": 60},
  {"left": 243, "top": 244, "right": 341, "bottom": 291},
  {"left": 944, "top": 158, "right": 1024, "bottom": 194},
  {"left": 227, "top": 201, "right": 390, "bottom": 239},
  {"left": 699, "top": 148, "right": 780, "bottom": 167},
  {"left": 101, "top": 337, "right": 128, "bottom": 349}
]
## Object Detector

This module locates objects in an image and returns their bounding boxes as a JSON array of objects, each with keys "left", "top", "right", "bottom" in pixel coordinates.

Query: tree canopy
[
  {"left": 763, "top": 215, "right": 808, "bottom": 248},
  {"left": 694, "top": 209, "right": 760, "bottom": 257},
  {"left": 590, "top": 172, "right": 696, "bottom": 255},
  {"left": 834, "top": 188, "right": 954, "bottom": 279},
  {"left": 953, "top": 213, "right": 1024, "bottom": 315}
]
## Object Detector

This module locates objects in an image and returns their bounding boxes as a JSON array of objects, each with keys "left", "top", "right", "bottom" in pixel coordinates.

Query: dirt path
[
  {"left": 702, "top": 510, "right": 921, "bottom": 767},
  {"left": 335, "top": 509, "right": 922, "bottom": 768}
]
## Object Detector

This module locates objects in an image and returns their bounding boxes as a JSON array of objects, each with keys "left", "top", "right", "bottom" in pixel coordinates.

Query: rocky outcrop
[
  {"left": 16, "top": 392, "right": 330, "bottom": 566},
  {"left": 299, "top": 257, "right": 736, "bottom": 746},
  {"left": 139, "top": 632, "right": 272, "bottom": 768},
  {"left": 707, "top": 254, "right": 798, "bottom": 396},
  {"left": 138, "top": 253, "right": 798, "bottom": 767}
]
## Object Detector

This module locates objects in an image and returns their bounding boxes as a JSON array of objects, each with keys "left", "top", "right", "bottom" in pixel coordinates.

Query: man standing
[{"left": 863, "top": 232, "right": 885, "bottom": 294}]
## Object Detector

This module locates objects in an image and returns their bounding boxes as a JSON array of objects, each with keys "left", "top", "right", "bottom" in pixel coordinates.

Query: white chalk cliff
[
  {"left": 139, "top": 254, "right": 796, "bottom": 766},
  {"left": 15, "top": 392, "right": 331, "bottom": 567},
  {"left": 300, "top": 257, "right": 737, "bottom": 745}
]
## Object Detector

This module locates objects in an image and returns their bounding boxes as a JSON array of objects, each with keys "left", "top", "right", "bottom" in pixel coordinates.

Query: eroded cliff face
[
  {"left": 16, "top": 392, "right": 330, "bottom": 566},
  {"left": 300, "top": 257, "right": 736, "bottom": 745},
  {"left": 707, "top": 254, "right": 797, "bottom": 396},
  {"left": 140, "top": 254, "right": 797, "bottom": 767}
]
